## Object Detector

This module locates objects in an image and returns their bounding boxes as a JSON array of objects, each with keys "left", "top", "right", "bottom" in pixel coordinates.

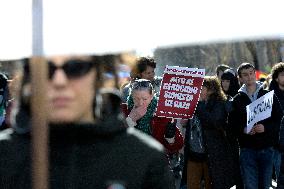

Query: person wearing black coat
[
  {"left": 0, "top": 55, "right": 175, "bottom": 189},
  {"left": 180, "top": 76, "right": 239, "bottom": 189},
  {"left": 229, "top": 63, "right": 279, "bottom": 189},
  {"left": 269, "top": 62, "right": 284, "bottom": 189}
]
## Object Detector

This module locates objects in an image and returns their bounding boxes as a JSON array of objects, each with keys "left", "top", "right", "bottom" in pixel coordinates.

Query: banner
[
  {"left": 255, "top": 70, "right": 268, "bottom": 80},
  {"left": 156, "top": 66, "right": 205, "bottom": 119},
  {"left": 246, "top": 90, "right": 274, "bottom": 133}
]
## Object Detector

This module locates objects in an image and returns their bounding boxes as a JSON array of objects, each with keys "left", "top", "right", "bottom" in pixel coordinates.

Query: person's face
[
  {"left": 47, "top": 55, "right": 96, "bottom": 123},
  {"left": 221, "top": 79, "right": 230, "bottom": 92},
  {"left": 140, "top": 66, "right": 155, "bottom": 81},
  {"left": 132, "top": 89, "right": 153, "bottom": 108},
  {"left": 239, "top": 67, "right": 256, "bottom": 86},
  {"left": 200, "top": 86, "right": 212, "bottom": 101},
  {"left": 276, "top": 71, "right": 284, "bottom": 89}
]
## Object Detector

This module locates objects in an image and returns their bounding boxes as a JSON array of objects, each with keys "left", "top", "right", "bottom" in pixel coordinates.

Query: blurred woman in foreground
[{"left": 0, "top": 55, "right": 175, "bottom": 189}]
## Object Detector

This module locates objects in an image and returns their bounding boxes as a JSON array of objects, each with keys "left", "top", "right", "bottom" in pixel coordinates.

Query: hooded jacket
[
  {"left": 0, "top": 113, "right": 175, "bottom": 189},
  {"left": 229, "top": 82, "right": 278, "bottom": 149}
]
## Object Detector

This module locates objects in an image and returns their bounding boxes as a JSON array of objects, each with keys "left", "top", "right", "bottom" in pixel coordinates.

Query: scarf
[{"left": 127, "top": 95, "right": 157, "bottom": 135}]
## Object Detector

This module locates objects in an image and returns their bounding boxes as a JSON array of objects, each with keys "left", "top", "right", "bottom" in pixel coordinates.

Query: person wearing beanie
[{"left": 221, "top": 69, "right": 240, "bottom": 98}]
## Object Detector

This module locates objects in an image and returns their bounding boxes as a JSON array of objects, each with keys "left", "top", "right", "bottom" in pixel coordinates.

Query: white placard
[{"left": 246, "top": 90, "right": 274, "bottom": 133}]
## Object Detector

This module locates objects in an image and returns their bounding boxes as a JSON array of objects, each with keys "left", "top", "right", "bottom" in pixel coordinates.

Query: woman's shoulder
[
  {"left": 0, "top": 128, "right": 30, "bottom": 172},
  {"left": 124, "top": 127, "right": 167, "bottom": 156},
  {"left": 152, "top": 115, "right": 171, "bottom": 124}
]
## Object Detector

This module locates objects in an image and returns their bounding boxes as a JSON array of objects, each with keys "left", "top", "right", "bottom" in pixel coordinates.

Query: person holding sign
[
  {"left": 0, "top": 56, "right": 175, "bottom": 189},
  {"left": 180, "top": 76, "right": 238, "bottom": 189},
  {"left": 121, "top": 79, "right": 184, "bottom": 187},
  {"left": 229, "top": 62, "right": 279, "bottom": 189}
]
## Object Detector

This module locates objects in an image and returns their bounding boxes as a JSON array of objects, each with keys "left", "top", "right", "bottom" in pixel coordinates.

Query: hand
[
  {"left": 245, "top": 124, "right": 265, "bottom": 135},
  {"left": 128, "top": 105, "right": 147, "bottom": 122},
  {"left": 253, "top": 124, "right": 265, "bottom": 133},
  {"left": 247, "top": 127, "right": 256, "bottom": 135},
  {"left": 165, "top": 122, "right": 176, "bottom": 138}
]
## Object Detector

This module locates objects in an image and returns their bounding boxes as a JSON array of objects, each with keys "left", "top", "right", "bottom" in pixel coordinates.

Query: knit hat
[{"left": 221, "top": 69, "right": 236, "bottom": 80}]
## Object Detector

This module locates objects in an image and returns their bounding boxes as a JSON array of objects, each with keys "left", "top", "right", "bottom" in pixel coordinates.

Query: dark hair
[
  {"left": 136, "top": 57, "right": 156, "bottom": 74},
  {"left": 271, "top": 62, "right": 284, "bottom": 80},
  {"left": 221, "top": 69, "right": 240, "bottom": 97},
  {"left": 237, "top": 62, "right": 255, "bottom": 77},
  {"left": 202, "top": 76, "right": 227, "bottom": 101},
  {"left": 216, "top": 64, "right": 230, "bottom": 76},
  {"left": 0, "top": 73, "right": 8, "bottom": 89},
  {"left": 131, "top": 79, "right": 153, "bottom": 95}
]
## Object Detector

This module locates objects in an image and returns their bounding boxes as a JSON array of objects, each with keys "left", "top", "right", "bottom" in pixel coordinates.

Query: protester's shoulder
[
  {"left": 259, "top": 88, "right": 270, "bottom": 95},
  {"left": 0, "top": 128, "right": 28, "bottom": 146},
  {"left": 224, "top": 98, "right": 233, "bottom": 112},
  {"left": 154, "top": 76, "right": 163, "bottom": 85},
  {"left": 152, "top": 115, "right": 170, "bottom": 123},
  {"left": 121, "top": 82, "right": 131, "bottom": 91},
  {"left": 0, "top": 128, "right": 28, "bottom": 156},
  {"left": 215, "top": 99, "right": 230, "bottom": 109},
  {"left": 0, "top": 128, "right": 15, "bottom": 142},
  {"left": 154, "top": 76, "right": 162, "bottom": 81},
  {"left": 125, "top": 127, "right": 164, "bottom": 153},
  {"left": 232, "top": 91, "right": 246, "bottom": 101}
]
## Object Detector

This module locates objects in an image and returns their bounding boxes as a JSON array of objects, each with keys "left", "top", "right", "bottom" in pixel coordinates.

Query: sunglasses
[
  {"left": 24, "top": 59, "right": 94, "bottom": 80},
  {"left": 48, "top": 60, "right": 94, "bottom": 79}
]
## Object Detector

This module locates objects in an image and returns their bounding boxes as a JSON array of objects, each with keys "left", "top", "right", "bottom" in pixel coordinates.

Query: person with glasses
[
  {"left": 121, "top": 57, "right": 162, "bottom": 102},
  {"left": 0, "top": 55, "right": 175, "bottom": 189}
]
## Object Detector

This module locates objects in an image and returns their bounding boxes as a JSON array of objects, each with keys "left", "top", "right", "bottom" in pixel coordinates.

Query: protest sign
[
  {"left": 156, "top": 66, "right": 205, "bottom": 119},
  {"left": 246, "top": 90, "right": 274, "bottom": 133}
]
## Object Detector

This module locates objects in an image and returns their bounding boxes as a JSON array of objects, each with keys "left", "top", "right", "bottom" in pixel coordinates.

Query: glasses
[
  {"left": 48, "top": 60, "right": 94, "bottom": 79},
  {"left": 24, "top": 59, "right": 94, "bottom": 80}
]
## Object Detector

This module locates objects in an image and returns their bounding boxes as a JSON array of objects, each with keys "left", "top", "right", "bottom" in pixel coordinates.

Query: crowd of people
[
  {"left": 0, "top": 55, "right": 284, "bottom": 189},
  {"left": 119, "top": 58, "right": 284, "bottom": 189}
]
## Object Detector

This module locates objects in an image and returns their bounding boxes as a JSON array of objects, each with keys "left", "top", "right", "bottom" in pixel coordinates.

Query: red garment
[{"left": 121, "top": 103, "right": 184, "bottom": 155}]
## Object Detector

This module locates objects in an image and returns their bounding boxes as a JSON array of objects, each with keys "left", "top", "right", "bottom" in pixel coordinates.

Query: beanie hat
[{"left": 221, "top": 69, "right": 236, "bottom": 81}]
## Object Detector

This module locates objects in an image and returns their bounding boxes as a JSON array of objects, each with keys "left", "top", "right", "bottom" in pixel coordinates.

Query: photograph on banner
[
  {"left": 246, "top": 90, "right": 274, "bottom": 133},
  {"left": 156, "top": 65, "right": 205, "bottom": 119}
]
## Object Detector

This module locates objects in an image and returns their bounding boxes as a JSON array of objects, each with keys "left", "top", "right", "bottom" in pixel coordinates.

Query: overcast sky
[{"left": 1, "top": 0, "right": 284, "bottom": 59}]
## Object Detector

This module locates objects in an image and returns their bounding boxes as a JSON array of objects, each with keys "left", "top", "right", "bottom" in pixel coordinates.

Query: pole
[{"left": 32, "top": 0, "right": 48, "bottom": 188}]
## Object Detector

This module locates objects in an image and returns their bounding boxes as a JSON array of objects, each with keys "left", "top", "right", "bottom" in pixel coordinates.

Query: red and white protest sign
[{"left": 156, "top": 66, "right": 205, "bottom": 119}]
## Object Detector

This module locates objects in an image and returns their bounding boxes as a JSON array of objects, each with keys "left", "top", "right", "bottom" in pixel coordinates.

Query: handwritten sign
[
  {"left": 246, "top": 90, "right": 274, "bottom": 133},
  {"left": 156, "top": 66, "right": 205, "bottom": 119}
]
